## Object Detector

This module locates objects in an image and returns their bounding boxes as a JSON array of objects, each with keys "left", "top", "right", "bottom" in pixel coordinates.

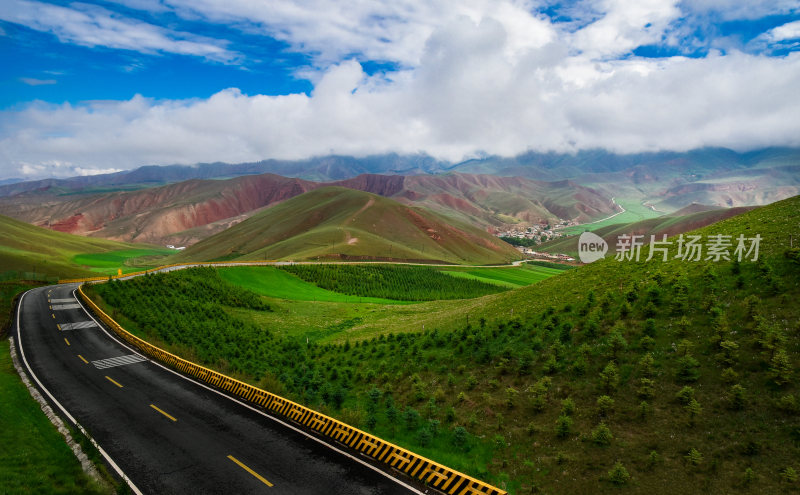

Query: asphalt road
[{"left": 14, "top": 284, "right": 418, "bottom": 495}]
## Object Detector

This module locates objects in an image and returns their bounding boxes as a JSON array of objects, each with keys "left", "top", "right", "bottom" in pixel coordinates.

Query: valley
[
  {"left": 1, "top": 150, "right": 797, "bottom": 495},
  {"left": 78, "top": 196, "right": 800, "bottom": 493}
]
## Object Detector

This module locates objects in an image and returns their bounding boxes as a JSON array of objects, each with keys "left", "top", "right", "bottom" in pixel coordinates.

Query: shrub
[
  {"left": 685, "top": 448, "right": 703, "bottom": 466},
  {"left": 597, "top": 395, "right": 615, "bottom": 417},
  {"left": 555, "top": 415, "right": 572, "bottom": 439},
  {"left": 644, "top": 318, "right": 657, "bottom": 336},
  {"left": 403, "top": 407, "right": 420, "bottom": 431},
  {"left": 599, "top": 362, "right": 620, "bottom": 393},
  {"left": 770, "top": 349, "right": 793, "bottom": 386},
  {"left": 685, "top": 399, "right": 702, "bottom": 426},
  {"left": 639, "top": 353, "right": 656, "bottom": 377},
  {"left": 637, "top": 378, "right": 655, "bottom": 400},
  {"left": 675, "top": 386, "right": 695, "bottom": 405},
  {"left": 606, "top": 331, "right": 628, "bottom": 360},
  {"left": 591, "top": 422, "right": 613, "bottom": 446},
  {"left": 452, "top": 426, "right": 468, "bottom": 448},
  {"left": 561, "top": 398, "right": 576, "bottom": 416},
  {"left": 743, "top": 467, "right": 755, "bottom": 485},
  {"left": 728, "top": 384, "right": 746, "bottom": 410},
  {"left": 646, "top": 450, "right": 660, "bottom": 469},
  {"left": 417, "top": 427, "right": 432, "bottom": 447},
  {"left": 608, "top": 462, "right": 630, "bottom": 485},
  {"left": 675, "top": 355, "right": 701, "bottom": 382},
  {"left": 721, "top": 367, "right": 739, "bottom": 383},
  {"left": 781, "top": 467, "right": 798, "bottom": 483}
]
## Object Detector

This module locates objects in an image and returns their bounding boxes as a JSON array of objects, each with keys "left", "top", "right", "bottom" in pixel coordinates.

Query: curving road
[{"left": 14, "top": 283, "right": 419, "bottom": 495}]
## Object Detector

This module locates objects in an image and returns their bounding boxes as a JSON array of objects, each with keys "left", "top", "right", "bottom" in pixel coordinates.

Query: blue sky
[{"left": 1, "top": 0, "right": 799, "bottom": 179}]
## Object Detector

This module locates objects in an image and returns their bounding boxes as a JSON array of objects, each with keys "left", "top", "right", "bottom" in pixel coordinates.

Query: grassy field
[
  {"left": 171, "top": 186, "right": 521, "bottom": 265},
  {"left": 218, "top": 266, "right": 412, "bottom": 304},
  {"left": 442, "top": 264, "right": 568, "bottom": 288},
  {"left": 72, "top": 248, "right": 175, "bottom": 275},
  {"left": 0, "top": 213, "right": 172, "bottom": 279},
  {"left": 89, "top": 195, "right": 800, "bottom": 494},
  {"left": 559, "top": 198, "right": 663, "bottom": 236},
  {"left": 0, "top": 284, "right": 110, "bottom": 494}
]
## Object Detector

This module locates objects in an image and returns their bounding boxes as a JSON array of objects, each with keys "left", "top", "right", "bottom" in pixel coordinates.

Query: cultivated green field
[
  {"left": 219, "top": 266, "right": 411, "bottom": 304},
  {"left": 559, "top": 198, "right": 663, "bottom": 235},
  {"left": 72, "top": 248, "right": 174, "bottom": 274},
  {"left": 442, "top": 264, "right": 568, "bottom": 288}
]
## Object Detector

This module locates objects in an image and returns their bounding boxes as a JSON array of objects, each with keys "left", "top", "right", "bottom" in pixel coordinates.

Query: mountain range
[
  {"left": 0, "top": 172, "right": 614, "bottom": 246},
  {"left": 2, "top": 147, "right": 797, "bottom": 208},
  {"left": 173, "top": 186, "right": 521, "bottom": 265},
  {"left": 0, "top": 146, "right": 796, "bottom": 258}
]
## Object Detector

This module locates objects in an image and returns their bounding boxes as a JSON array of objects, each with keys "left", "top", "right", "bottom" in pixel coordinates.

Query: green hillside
[
  {"left": 172, "top": 186, "right": 521, "bottom": 265},
  {"left": 540, "top": 205, "right": 756, "bottom": 256},
  {"left": 88, "top": 196, "right": 800, "bottom": 493},
  {"left": 0, "top": 214, "right": 172, "bottom": 279}
]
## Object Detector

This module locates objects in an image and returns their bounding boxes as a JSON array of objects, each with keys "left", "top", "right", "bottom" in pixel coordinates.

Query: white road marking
[
  {"left": 60, "top": 321, "right": 98, "bottom": 331},
  {"left": 16, "top": 290, "right": 144, "bottom": 495},
  {"left": 51, "top": 298, "right": 76, "bottom": 303},
  {"left": 53, "top": 303, "right": 81, "bottom": 310},
  {"left": 71, "top": 288, "right": 424, "bottom": 495},
  {"left": 91, "top": 354, "right": 147, "bottom": 370}
]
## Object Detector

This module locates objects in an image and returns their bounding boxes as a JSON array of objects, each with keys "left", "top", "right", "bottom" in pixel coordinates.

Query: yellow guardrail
[{"left": 76, "top": 284, "right": 506, "bottom": 495}]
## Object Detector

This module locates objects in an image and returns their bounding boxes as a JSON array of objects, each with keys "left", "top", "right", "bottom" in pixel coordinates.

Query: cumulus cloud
[
  {"left": 0, "top": 0, "right": 240, "bottom": 62},
  {"left": 2, "top": 0, "right": 799, "bottom": 179},
  {"left": 765, "top": 20, "right": 800, "bottom": 43},
  {"left": 3, "top": 20, "right": 800, "bottom": 178}
]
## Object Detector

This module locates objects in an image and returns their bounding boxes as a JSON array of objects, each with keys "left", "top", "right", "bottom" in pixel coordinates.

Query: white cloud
[
  {"left": 572, "top": 0, "right": 681, "bottom": 58},
  {"left": 3, "top": 20, "right": 800, "bottom": 179},
  {"left": 19, "top": 77, "right": 57, "bottom": 85},
  {"left": 0, "top": 0, "right": 240, "bottom": 62},
  {"left": 765, "top": 20, "right": 800, "bottom": 43},
  {"left": 119, "top": 0, "right": 556, "bottom": 67},
  {"left": 2, "top": 0, "right": 799, "bottom": 179},
  {"left": 680, "top": 0, "right": 799, "bottom": 20}
]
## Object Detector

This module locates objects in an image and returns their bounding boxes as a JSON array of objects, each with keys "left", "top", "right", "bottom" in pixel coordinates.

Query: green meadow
[
  {"left": 72, "top": 248, "right": 175, "bottom": 275},
  {"left": 560, "top": 198, "right": 663, "bottom": 235},
  {"left": 0, "top": 284, "right": 111, "bottom": 494},
  {"left": 442, "top": 264, "right": 569, "bottom": 288}
]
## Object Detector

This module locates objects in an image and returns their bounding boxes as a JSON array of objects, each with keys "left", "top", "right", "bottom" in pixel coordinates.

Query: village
[{"left": 494, "top": 219, "right": 578, "bottom": 262}]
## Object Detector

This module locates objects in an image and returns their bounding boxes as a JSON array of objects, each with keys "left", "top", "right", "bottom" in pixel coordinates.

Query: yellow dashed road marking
[
  {"left": 150, "top": 404, "right": 177, "bottom": 422},
  {"left": 64, "top": 338, "right": 70, "bottom": 346},
  {"left": 228, "top": 455, "right": 273, "bottom": 487},
  {"left": 105, "top": 376, "right": 123, "bottom": 388},
  {"left": 78, "top": 355, "right": 88, "bottom": 364}
]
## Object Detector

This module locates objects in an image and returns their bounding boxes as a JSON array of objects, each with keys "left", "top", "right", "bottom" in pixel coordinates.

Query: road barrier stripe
[{"left": 77, "top": 285, "right": 505, "bottom": 494}]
